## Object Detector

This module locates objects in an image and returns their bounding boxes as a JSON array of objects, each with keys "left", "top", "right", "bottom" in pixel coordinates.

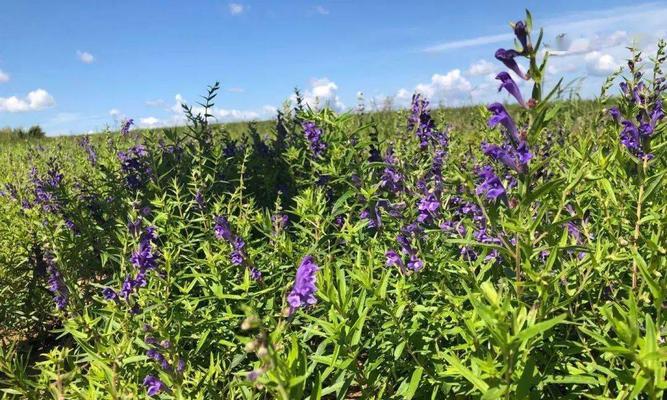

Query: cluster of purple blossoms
[
  {"left": 481, "top": 140, "right": 532, "bottom": 174},
  {"left": 408, "top": 94, "right": 448, "bottom": 150},
  {"left": 481, "top": 33, "right": 534, "bottom": 199},
  {"left": 144, "top": 330, "right": 185, "bottom": 375},
  {"left": 120, "top": 118, "right": 134, "bottom": 135},
  {"left": 475, "top": 166, "right": 507, "bottom": 202},
  {"left": 440, "top": 196, "right": 501, "bottom": 262},
  {"left": 103, "top": 225, "right": 159, "bottom": 305},
  {"left": 386, "top": 223, "right": 425, "bottom": 273},
  {"left": 417, "top": 193, "right": 439, "bottom": 224},
  {"left": 44, "top": 251, "right": 68, "bottom": 310},
  {"left": 608, "top": 80, "right": 664, "bottom": 160},
  {"left": 302, "top": 121, "right": 327, "bottom": 157},
  {"left": 287, "top": 256, "right": 319, "bottom": 315},
  {"left": 214, "top": 216, "right": 261, "bottom": 280},
  {"left": 379, "top": 148, "right": 403, "bottom": 195},
  {"left": 30, "top": 162, "right": 64, "bottom": 213},
  {"left": 118, "top": 145, "right": 152, "bottom": 190},
  {"left": 359, "top": 201, "right": 382, "bottom": 230},
  {"left": 78, "top": 136, "right": 98, "bottom": 165}
]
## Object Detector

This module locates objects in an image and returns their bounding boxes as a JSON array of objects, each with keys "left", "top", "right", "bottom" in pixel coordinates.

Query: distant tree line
[{"left": 0, "top": 125, "right": 46, "bottom": 141}]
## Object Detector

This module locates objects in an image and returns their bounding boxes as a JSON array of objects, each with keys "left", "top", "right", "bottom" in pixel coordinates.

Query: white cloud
[
  {"left": 585, "top": 51, "right": 620, "bottom": 76},
  {"left": 77, "top": 50, "right": 95, "bottom": 64},
  {"left": 414, "top": 69, "right": 472, "bottom": 102},
  {"left": 156, "top": 93, "right": 274, "bottom": 126},
  {"left": 396, "top": 88, "right": 411, "bottom": 101},
  {"left": 467, "top": 59, "right": 495, "bottom": 76},
  {"left": 297, "top": 77, "right": 345, "bottom": 111},
  {"left": 315, "top": 5, "right": 329, "bottom": 15},
  {"left": 0, "top": 69, "right": 9, "bottom": 83},
  {"left": 228, "top": 3, "right": 244, "bottom": 15},
  {"left": 0, "top": 89, "right": 55, "bottom": 113},
  {"left": 139, "top": 117, "right": 161, "bottom": 128}
]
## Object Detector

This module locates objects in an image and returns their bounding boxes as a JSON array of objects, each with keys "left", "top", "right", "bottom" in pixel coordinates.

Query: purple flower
[
  {"left": 487, "top": 103, "right": 520, "bottom": 144},
  {"left": 118, "top": 145, "right": 152, "bottom": 190},
  {"left": 177, "top": 359, "right": 186, "bottom": 373},
  {"left": 385, "top": 250, "right": 405, "bottom": 272},
  {"left": 476, "top": 166, "right": 506, "bottom": 202},
  {"left": 102, "top": 287, "right": 118, "bottom": 301},
  {"left": 287, "top": 256, "right": 319, "bottom": 315},
  {"left": 408, "top": 94, "right": 444, "bottom": 150},
  {"left": 496, "top": 72, "right": 526, "bottom": 107},
  {"left": 608, "top": 107, "right": 621, "bottom": 123},
  {"left": 650, "top": 100, "right": 664, "bottom": 126},
  {"left": 620, "top": 120, "right": 641, "bottom": 154},
  {"left": 380, "top": 167, "right": 403, "bottom": 194},
  {"left": 417, "top": 193, "right": 439, "bottom": 223},
  {"left": 495, "top": 48, "right": 527, "bottom": 79},
  {"left": 121, "top": 118, "right": 134, "bottom": 135},
  {"left": 482, "top": 143, "right": 520, "bottom": 172},
  {"left": 130, "top": 240, "right": 156, "bottom": 270},
  {"left": 514, "top": 21, "right": 529, "bottom": 51},
  {"left": 44, "top": 252, "right": 68, "bottom": 310},
  {"left": 78, "top": 136, "right": 98, "bottom": 165},
  {"left": 120, "top": 275, "right": 134, "bottom": 299},
  {"left": 143, "top": 375, "right": 166, "bottom": 396},
  {"left": 516, "top": 141, "right": 533, "bottom": 165},
  {"left": 231, "top": 250, "right": 244, "bottom": 266},
  {"left": 302, "top": 121, "right": 327, "bottom": 157},
  {"left": 194, "top": 191, "right": 206, "bottom": 209},
  {"left": 250, "top": 267, "right": 262, "bottom": 281},
  {"left": 407, "top": 255, "right": 424, "bottom": 271},
  {"left": 214, "top": 216, "right": 233, "bottom": 242}
]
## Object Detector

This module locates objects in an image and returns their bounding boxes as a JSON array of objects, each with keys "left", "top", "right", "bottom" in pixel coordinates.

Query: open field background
[{"left": 0, "top": 14, "right": 666, "bottom": 400}]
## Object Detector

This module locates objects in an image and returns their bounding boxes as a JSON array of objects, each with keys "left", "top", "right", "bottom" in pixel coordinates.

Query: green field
[{"left": 0, "top": 17, "right": 666, "bottom": 400}]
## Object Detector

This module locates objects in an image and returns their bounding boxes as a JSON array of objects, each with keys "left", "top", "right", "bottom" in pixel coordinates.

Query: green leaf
[
  {"left": 404, "top": 367, "right": 423, "bottom": 400},
  {"left": 513, "top": 314, "right": 566, "bottom": 345}
]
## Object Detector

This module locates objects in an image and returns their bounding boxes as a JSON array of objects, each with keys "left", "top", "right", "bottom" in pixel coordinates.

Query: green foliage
[{"left": 0, "top": 17, "right": 666, "bottom": 400}]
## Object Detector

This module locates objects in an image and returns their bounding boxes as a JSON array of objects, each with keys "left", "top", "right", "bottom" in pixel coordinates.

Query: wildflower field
[{"left": 1, "top": 13, "right": 666, "bottom": 399}]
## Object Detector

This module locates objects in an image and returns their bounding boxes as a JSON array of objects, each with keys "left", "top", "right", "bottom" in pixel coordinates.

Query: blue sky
[{"left": 1, "top": 0, "right": 666, "bottom": 135}]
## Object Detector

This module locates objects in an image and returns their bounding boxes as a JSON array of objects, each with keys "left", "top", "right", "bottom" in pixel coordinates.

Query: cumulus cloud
[
  {"left": 77, "top": 50, "right": 95, "bottom": 64},
  {"left": 414, "top": 69, "right": 472, "bottom": 102},
  {"left": 139, "top": 93, "right": 276, "bottom": 127},
  {"left": 228, "top": 3, "right": 244, "bottom": 15},
  {"left": 585, "top": 51, "right": 620, "bottom": 76},
  {"left": 0, "top": 89, "right": 55, "bottom": 113},
  {"left": 467, "top": 59, "right": 495, "bottom": 76},
  {"left": 139, "top": 117, "right": 161, "bottom": 128},
  {"left": 298, "top": 77, "right": 345, "bottom": 111},
  {"left": 0, "top": 69, "right": 9, "bottom": 83}
]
